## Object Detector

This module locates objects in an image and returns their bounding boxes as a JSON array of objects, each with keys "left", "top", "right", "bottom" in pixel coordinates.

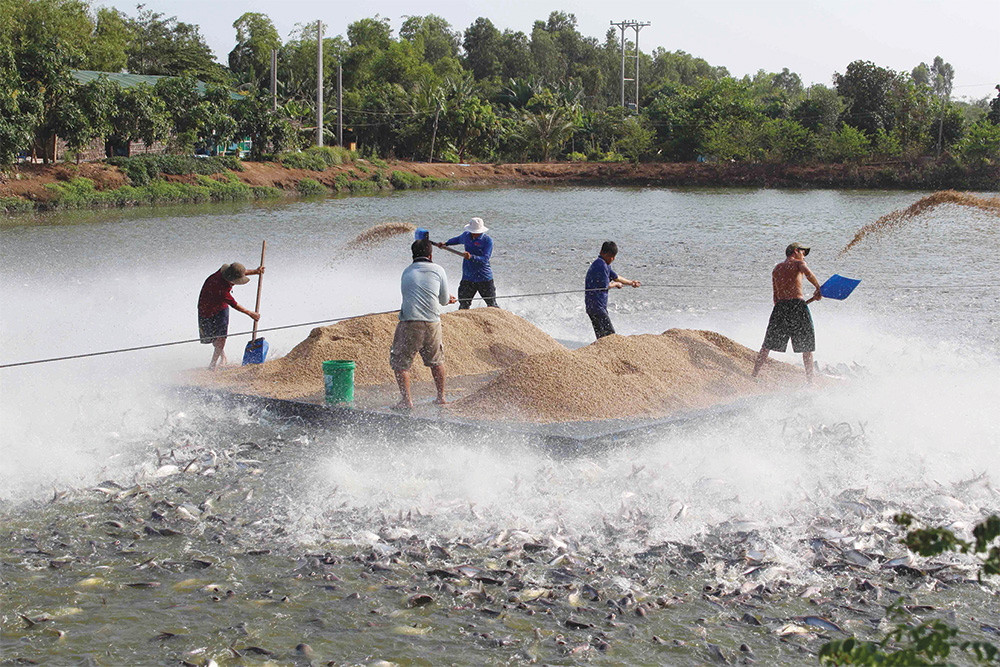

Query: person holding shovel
[
  {"left": 390, "top": 238, "right": 457, "bottom": 410},
  {"left": 585, "top": 241, "right": 640, "bottom": 340},
  {"left": 436, "top": 217, "right": 497, "bottom": 309},
  {"left": 752, "top": 242, "right": 822, "bottom": 383},
  {"left": 198, "top": 262, "right": 264, "bottom": 369}
]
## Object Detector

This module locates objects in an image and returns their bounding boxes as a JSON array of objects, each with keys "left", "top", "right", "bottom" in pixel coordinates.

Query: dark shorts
[
  {"left": 457, "top": 279, "right": 498, "bottom": 309},
  {"left": 199, "top": 308, "right": 229, "bottom": 344},
  {"left": 763, "top": 299, "right": 815, "bottom": 353},
  {"left": 587, "top": 310, "right": 615, "bottom": 339}
]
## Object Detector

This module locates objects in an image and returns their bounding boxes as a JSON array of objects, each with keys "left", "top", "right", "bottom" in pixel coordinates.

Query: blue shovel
[
  {"left": 241, "top": 240, "right": 269, "bottom": 365},
  {"left": 807, "top": 274, "right": 861, "bottom": 303}
]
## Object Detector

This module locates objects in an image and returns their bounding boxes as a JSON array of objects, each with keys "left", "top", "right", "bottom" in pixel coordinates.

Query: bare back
[{"left": 772, "top": 258, "right": 810, "bottom": 301}]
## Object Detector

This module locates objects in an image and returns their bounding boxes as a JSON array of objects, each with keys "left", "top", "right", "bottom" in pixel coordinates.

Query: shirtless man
[{"left": 751, "top": 242, "right": 822, "bottom": 382}]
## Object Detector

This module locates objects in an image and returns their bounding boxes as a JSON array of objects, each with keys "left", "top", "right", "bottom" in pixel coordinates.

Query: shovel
[
  {"left": 415, "top": 228, "right": 465, "bottom": 257},
  {"left": 241, "top": 240, "right": 268, "bottom": 365}
]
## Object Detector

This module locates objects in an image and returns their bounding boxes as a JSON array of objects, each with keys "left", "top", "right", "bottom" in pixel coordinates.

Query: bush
[
  {"left": 954, "top": 121, "right": 1000, "bottom": 166},
  {"left": 279, "top": 146, "right": 353, "bottom": 171},
  {"left": 356, "top": 162, "right": 371, "bottom": 174},
  {"left": 0, "top": 196, "right": 33, "bottom": 214},
  {"left": 333, "top": 174, "right": 352, "bottom": 192},
  {"left": 107, "top": 155, "right": 240, "bottom": 186},
  {"left": 348, "top": 179, "right": 379, "bottom": 195},
  {"left": 600, "top": 151, "right": 625, "bottom": 162},
  {"left": 421, "top": 176, "right": 450, "bottom": 188},
  {"left": 251, "top": 186, "right": 283, "bottom": 199},
  {"left": 42, "top": 175, "right": 263, "bottom": 210},
  {"left": 296, "top": 177, "right": 329, "bottom": 195},
  {"left": 390, "top": 170, "right": 422, "bottom": 190},
  {"left": 824, "top": 125, "right": 872, "bottom": 163},
  {"left": 370, "top": 157, "right": 388, "bottom": 169},
  {"left": 370, "top": 171, "right": 390, "bottom": 189},
  {"left": 567, "top": 152, "right": 587, "bottom": 162}
]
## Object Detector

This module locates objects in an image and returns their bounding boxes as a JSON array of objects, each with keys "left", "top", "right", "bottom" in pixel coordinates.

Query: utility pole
[
  {"left": 337, "top": 64, "right": 343, "bottom": 147},
  {"left": 316, "top": 20, "right": 323, "bottom": 147},
  {"left": 270, "top": 49, "right": 277, "bottom": 112},
  {"left": 610, "top": 20, "right": 650, "bottom": 112}
]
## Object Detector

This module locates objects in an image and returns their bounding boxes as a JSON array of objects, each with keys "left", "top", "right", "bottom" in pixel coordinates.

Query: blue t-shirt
[
  {"left": 445, "top": 231, "right": 493, "bottom": 282},
  {"left": 584, "top": 257, "right": 618, "bottom": 313}
]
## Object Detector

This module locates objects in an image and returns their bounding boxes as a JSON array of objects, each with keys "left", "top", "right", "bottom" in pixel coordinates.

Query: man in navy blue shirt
[
  {"left": 585, "top": 241, "right": 640, "bottom": 339},
  {"left": 437, "top": 217, "right": 497, "bottom": 309}
]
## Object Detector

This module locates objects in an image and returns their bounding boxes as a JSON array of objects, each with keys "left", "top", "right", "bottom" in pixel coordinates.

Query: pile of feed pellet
[
  {"left": 188, "top": 308, "right": 566, "bottom": 400},
  {"left": 449, "top": 329, "right": 804, "bottom": 423},
  {"left": 842, "top": 190, "right": 1000, "bottom": 254}
]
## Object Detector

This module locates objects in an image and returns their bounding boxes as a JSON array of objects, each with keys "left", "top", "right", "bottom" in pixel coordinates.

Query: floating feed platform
[{"left": 181, "top": 308, "right": 804, "bottom": 451}]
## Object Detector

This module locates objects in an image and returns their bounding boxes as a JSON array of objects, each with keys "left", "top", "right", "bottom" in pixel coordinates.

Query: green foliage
[
  {"left": 824, "top": 125, "right": 872, "bottom": 163},
  {"left": 1, "top": 196, "right": 34, "bottom": 214},
  {"left": 370, "top": 157, "right": 389, "bottom": 169},
  {"left": 347, "top": 179, "right": 379, "bottom": 194},
  {"left": 295, "top": 177, "right": 328, "bottom": 195},
  {"left": 356, "top": 162, "right": 371, "bottom": 174},
  {"left": 819, "top": 515, "right": 999, "bottom": 665},
  {"left": 835, "top": 60, "right": 901, "bottom": 137},
  {"left": 333, "top": 174, "right": 352, "bottom": 192},
  {"left": 616, "top": 117, "right": 655, "bottom": 163},
  {"left": 41, "top": 175, "right": 266, "bottom": 209},
  {"left": 567, "top": 151, "right": 587, "bottom": 161},
  {"left": 229, "top": 12, "right": 281, "bottom": 88},
  {"left": 953, "top": 121, "right": 1000, "bottom": 166},
  {"left": 390, "top": 170, "right": 423, "bottom": 189},
  {"left": 370, "top": 171, "right": 390, "bottom": 189},
  {"left": 108, "top": 155, "right": 240, "bottom": 186},
  {"left": 420, "top": 176, "right": 450, "bottom": 188}
]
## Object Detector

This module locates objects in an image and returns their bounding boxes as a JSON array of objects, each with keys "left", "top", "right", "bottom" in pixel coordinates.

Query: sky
[{"left": 102, "top": 0, "right": 998, "bottom": 100}]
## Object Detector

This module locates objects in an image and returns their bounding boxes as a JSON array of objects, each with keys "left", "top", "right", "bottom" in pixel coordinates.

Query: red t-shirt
[{"left": 198, "top": 270, "right": 238, "bottom": 318}]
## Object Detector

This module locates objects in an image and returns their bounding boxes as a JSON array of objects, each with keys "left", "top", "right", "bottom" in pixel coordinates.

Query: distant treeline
[{"left": 2, "top": 0, "right": 999, "bottom": 168}]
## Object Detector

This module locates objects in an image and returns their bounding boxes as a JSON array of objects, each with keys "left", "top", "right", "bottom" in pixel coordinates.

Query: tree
[
  {"left": 834, "top": 60, "right": 900, "bottom": 137},
  {"left": 988, "top": 86, "right": 1000, "bottom": 125},
  {"left": 54, "top": 76, "right": 116, "bottom": 161},
  {"left": 127, "top": 6, "right": 219, "bottom": 81},
  {"left": 233, "top": 90, "right": 292, "bottom": 159},
  {"left": 616, "top": 116, "right": 654, "bottom": 163},
  {"left": 400, "top": 15, "right": 459, "bottom": 65},
  {"left": 228, "top": 13, "right": 281, "bottom": 87},
  {"left": 517, "top": 106, "right": 575, "bottom": 161},
  {"left": 463, "top": 17, "right": 500, "bottom": 80},
  {"left": 110, "top": 82, "right": 168, "bottom": 151},
  {"left": 86, "top": 7, "right": 131, "bottom": 72},
  {"left": 930, "top": 55, "right": 955, "bottom": 155}
]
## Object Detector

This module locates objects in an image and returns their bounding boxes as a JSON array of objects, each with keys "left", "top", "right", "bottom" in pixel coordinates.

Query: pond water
[{"left": 1, "top": 187, "right": 998, "bottom": 665}]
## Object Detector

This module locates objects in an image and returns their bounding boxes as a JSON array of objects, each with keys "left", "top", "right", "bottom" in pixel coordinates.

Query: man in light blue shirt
[{"left": 390, "top": 238, "right": 456, "bottom": 410}]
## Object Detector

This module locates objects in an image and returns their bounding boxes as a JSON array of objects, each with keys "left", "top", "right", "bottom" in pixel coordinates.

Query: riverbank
[{"left": 2, "top": 157, "right": 997, "bottom": 215}]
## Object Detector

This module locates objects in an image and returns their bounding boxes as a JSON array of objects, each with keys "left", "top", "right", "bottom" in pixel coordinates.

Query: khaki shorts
[{"left": 389, "top": 320, "right": 444, "bottom": 370}]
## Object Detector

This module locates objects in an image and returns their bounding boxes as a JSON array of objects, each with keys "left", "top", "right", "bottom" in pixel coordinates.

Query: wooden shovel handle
[
  {"left": 434, "top": 242, "right": 466, "bottom": 257},
  {"left": 251, "top": 240, "right": 266, "bottom": 340}
]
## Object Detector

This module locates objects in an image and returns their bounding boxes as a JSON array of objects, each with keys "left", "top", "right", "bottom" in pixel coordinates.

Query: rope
[{"left": 0, "top": 284, "right": 993, "bottom": 370}]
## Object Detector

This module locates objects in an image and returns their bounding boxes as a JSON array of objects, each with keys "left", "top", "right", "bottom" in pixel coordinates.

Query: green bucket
[{"left": 323, "top": 360, "right": 355, "bottom": 404}]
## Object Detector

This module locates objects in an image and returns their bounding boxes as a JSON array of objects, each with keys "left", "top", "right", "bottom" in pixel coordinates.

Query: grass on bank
[{"left": 40, "top": 174, "right": 282, "bottom": 210}]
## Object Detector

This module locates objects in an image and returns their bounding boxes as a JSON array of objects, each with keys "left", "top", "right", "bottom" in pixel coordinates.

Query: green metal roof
[{"left": 70, "top": 70, "right": 244, "bottom": 100}]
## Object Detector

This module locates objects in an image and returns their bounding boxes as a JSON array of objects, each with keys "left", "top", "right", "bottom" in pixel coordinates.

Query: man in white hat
[
  {"left": 437, "top": 217, "right": 497, "bottom": 309},
  {"left": 197, "top": 261, "right": 264, "bottom": 369}
]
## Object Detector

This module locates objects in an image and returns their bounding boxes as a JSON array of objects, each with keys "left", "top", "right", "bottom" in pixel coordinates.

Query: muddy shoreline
[{"left": 2, "top": 159, "right": 997, "bottom": 215}]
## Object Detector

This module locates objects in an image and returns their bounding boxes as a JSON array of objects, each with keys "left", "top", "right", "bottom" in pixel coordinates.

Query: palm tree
[{"left": 518, "top": 107, "right": 576, "bottom": 162}]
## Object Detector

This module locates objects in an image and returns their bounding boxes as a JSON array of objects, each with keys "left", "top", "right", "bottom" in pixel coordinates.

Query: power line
[{"left": 0, "top": 284, "right": 992, "bottom": 370}]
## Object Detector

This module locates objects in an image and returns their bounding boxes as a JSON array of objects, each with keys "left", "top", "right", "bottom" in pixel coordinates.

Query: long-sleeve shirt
[
  {"left": 399, "top": 258, "right": 450, "bottom": 322},
  {"left": 445, "top": 231, "right": 493, "bottom": 282},
  {"left": 584, "top": 257, "right": 618, "bottom": 314}
]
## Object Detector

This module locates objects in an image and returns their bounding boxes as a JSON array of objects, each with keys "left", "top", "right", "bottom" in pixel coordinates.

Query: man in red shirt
[{"left": 198, "top": 262, "right": 263, "bottom": 369}]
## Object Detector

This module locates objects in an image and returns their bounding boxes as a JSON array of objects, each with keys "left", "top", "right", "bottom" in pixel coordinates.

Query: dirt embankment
[{"left": 4, "top": 158, "right": 997, "bottom": 205}]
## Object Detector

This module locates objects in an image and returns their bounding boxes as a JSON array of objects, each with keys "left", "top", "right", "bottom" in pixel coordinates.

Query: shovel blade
[
  {"left": 820, "top": 274, "right": 861, "bottom": 300},
  {"left": 242, "top": 337, "right": 268, "bottom": 365}
]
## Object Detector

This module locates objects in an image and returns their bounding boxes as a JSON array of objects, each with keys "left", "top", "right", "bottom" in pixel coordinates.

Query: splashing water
[{"left": 841, "top": 190, "right": 1000, "bottom": 254}]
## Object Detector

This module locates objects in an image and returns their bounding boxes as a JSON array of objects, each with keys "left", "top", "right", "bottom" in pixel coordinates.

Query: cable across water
[{"left": 0, "top": 284, "right": 992, "bottom": 370}]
